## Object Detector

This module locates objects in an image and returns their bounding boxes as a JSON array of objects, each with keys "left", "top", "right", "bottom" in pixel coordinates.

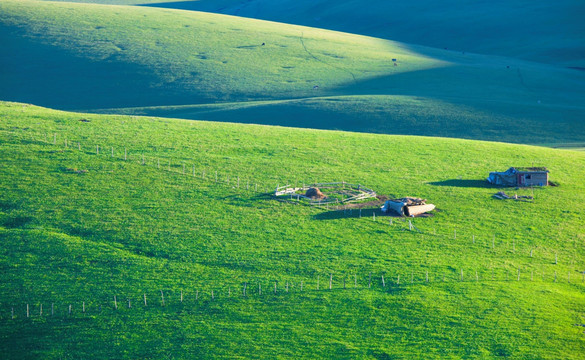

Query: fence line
[
  {"left": 5, "top": 267, "right": 584, "bottom": 320},
  {"left": 2, "top": 129, "right": 583, "bottom": 266}
]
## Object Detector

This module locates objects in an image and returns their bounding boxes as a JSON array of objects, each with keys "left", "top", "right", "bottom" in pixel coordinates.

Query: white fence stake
[{"left": 329, "top": 274, "right": 333, "bottom": 290}]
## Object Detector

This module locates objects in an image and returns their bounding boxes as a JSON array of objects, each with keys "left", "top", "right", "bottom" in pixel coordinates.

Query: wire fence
[
  {"left": 4, "top": 267, "right": 584, "bottom": 320},
  {"left": 1, "top": 128, "right": 583, "bottom": 263},
  {"left": 1, "top": 128, "right": 584, "bottom": 321}
]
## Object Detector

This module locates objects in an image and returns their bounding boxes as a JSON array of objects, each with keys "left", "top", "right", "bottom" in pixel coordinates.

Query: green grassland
[
  {"left": 1, "top": 101, "right": 584, "bottom": 358},
  {"left": 140, "top": 0, "right": 585, "bottom": 67},
  {"left": 3, "top": 0, "right": 585, "bottom": 145}
]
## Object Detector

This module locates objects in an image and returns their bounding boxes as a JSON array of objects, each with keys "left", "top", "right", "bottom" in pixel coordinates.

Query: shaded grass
[{"left": 2, "top": 0, "right": 585, "bottom": 146}]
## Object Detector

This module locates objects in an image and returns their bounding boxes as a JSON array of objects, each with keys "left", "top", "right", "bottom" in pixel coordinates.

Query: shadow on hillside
[
  {"left": 313, "top": 208, "right": 392, "bottom": 221},
  {"left": 0, "top": 27, "right": 216, "bottom": 110},
  {"left": 428, "top": 179, "right": 494, "bottom": 188}
]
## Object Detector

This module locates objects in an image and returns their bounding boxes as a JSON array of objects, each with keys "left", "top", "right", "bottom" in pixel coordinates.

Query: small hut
[{"left": 487, "top": 167, "right": 549, "bottom": 187}]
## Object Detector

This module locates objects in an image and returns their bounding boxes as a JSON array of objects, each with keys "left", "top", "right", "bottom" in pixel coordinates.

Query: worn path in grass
[{"left": 3, "top": 0, "right": 585, "bottom": 145}]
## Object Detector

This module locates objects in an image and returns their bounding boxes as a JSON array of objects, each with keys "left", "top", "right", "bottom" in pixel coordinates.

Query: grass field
[
  {"left": 1, "top": 101, "right": 584, "bottom": 358},
  {"left": 3, "top": 0, "right": 585, "bottom": 145},
  {"left": 143, "top": 0, "right": 585, "bottom": 67},
  {"left": 1, "top": 1, "right": 585, "bottom": 358}
]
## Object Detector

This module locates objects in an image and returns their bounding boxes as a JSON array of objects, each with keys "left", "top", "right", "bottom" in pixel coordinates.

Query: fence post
[
  {"left": 144, "top": 294, "right": 147, "bottom": 306},
  {"left": 26, "top": 304, "right": 29, "bottom": 318},
  {"left": 460, "top": 269, "right": 463, "bottom": 281},
  {"left": 40, "top": 304, "right": 43, "bottom": 316},
  {"left": 274, "top": 282, "right": 277, "bottom": 294},
  {"left": 382, "top": 275, "right": 386, "bottom": 287},
  {"left": 53, "top": 133, "right": 56, "bottom": 145},
  {"left": 517, "top": 268, "right": 520, "bottom": 281},
  {"left": 368, "top": 273, "right": 372, "bottom": 288},
  {"left": 124, "top": 147, "right": 127, "bottom": 160},
  {"left": 96, "top": 145, "right": 99, "bottom": 155},
  {"left": 259, "top": 283, "right": 262, "bottom": 295},
  {"left": 397, "top": 275, "right": 400, "bottom": 285},
  {"left": 51, "top": 303, "right": 54, "bottom": 316},
  {"left": 243, "top": 282, "right": 247, "bottom": 297},
  {"left": 329, "top": 274, "right": 333, "bottom": 290},
  {"left": 160, "top": 290, "right": 165, "bottom": 306},
  {"left": 180, "top": 290, "right": 183, "bottom": 303}
]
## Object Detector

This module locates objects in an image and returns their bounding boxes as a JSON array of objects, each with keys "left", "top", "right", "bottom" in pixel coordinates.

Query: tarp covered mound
[
  {"left": 381, "top": 197, "right": 435, "bottom": 216},
  {"left": 487, "top": 167, "right": 518, "bottom": 186}
]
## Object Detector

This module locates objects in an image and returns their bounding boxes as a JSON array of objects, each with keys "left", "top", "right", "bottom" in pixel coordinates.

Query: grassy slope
[
  {"left": 140, "top": 0, "right": 585, "bottom": 67},
  {"left": 0, "top": 101, "right": 584, "bottom": 358},
  {"left": 2, "top": 0, "right": 585, "bottom": 145}
]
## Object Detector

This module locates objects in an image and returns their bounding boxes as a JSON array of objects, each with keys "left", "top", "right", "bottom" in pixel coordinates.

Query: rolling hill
[
  {"left": 0, "top": 101, "right": 584, "bottom": 358},
  {"left": 44, "top": 0, "right": 585, "bottom": 67},
  {"left": 3, "top": 0, "right": 585, "bottom": 145},
  {"left": 2, "top": 1, "right": 585, "bottom": 359}
]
